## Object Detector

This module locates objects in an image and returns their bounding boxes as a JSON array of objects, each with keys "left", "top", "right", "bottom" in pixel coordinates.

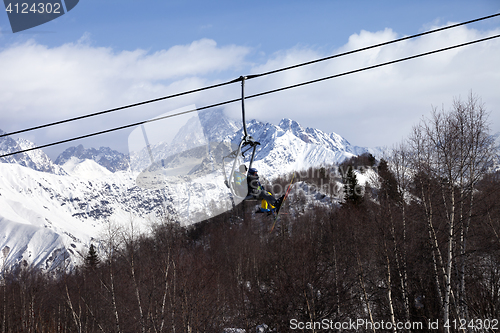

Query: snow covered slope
[
  {"left": 0, "top": 160, "right": 177, "bottom": 273},
  {"left": 0, "top": 163, "right": 97, "bottom": 272},
  {"left": 61, "top": 157, "right": 113, "bottom": 179},
  {"left": 0, "top": 112, "right": 377, "bottom": 273},
  {"left": 0, "top": 129, "right": 66, "bottom": 175},
  {"left": 55, "top": 144, "right": 129, "bottom": 172},
  {"left": 237, "top": 118, "right": 371, "bottom": 179}
]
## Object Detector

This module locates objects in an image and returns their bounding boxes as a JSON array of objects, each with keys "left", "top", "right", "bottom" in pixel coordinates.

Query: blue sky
[{"left": 1, "top": 1, "right": 500, "bottom": 158}]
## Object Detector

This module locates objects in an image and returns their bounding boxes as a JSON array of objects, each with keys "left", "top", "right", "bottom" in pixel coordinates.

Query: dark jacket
[{"left": 247, "top": 173, "right": 261, "bottom": 196}]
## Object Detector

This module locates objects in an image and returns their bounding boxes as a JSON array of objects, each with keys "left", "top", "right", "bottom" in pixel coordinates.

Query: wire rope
[
  {"left": 1, "top": 32, "right": 499, "bottom": 159},
  {"left": 1, "top": 12, "right": 498, "bottom": 139}
]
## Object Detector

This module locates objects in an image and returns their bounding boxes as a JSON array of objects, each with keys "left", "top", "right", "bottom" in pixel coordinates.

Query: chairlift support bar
[
  {"left": 241, "top": 76, "right": 249, "bottom": 139},
  {"left": 222, "top": 75, "right": 260, "bottom": 199},
  {"left": 234, "top": 75, "right": 260, "bottom": 166},
  {"left": 232, "top": 75, "right": 258, "bottom": 141}
]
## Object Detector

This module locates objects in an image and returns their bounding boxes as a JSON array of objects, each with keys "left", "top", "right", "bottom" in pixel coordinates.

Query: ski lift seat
[{"left": 222, "top": 76, "right": 262, "bottom": 205}]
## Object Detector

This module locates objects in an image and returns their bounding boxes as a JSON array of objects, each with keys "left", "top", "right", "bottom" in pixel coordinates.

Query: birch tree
[{"left": 408, "top": 93, "right": 495, "bottom": 332}]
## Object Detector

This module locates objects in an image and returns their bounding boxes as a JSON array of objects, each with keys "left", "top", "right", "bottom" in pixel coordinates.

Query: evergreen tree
[
  {"left": 85, "top": 244, "right": 100, "bottom": 269},
  {"left": 378, "top": 159, "right": 401, "bottom": 203},
  {"left": 343, "top": 165, "right": 363, "bottom": 205}
]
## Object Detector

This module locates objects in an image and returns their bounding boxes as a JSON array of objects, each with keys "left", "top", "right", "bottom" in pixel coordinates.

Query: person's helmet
[{"left": 248, "top": 168, "right": 258, "bottom": 175}]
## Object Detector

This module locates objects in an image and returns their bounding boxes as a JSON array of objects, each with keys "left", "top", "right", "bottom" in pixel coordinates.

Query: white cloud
[
  {"left": 240, "top": 24, "right": 500, "bottom": 148},
  {"left": 0, "top": 38, "right": 250, "bottom": 155},
  {"left": 1, "top": 23, "right": 499, "bottom": 159},
  {"left": 0, "top": 38, "right": 249, "bottom": 120}
]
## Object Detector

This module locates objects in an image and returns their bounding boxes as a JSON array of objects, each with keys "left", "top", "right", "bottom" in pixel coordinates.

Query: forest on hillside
[{"left": 1, "top": 94, "right": 500, "bottom": 333}]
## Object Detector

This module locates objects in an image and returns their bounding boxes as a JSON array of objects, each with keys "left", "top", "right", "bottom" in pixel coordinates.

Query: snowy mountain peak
[
  {"left": 0, "top": 129, "right": 65, "bottom": 175},
  {"left": 226, "top": 118, "right": 369, "bottom": 179},
  {"left": 61, "top": 156, "right": 113, "bottom": 179},
  {"left": 198, "top": 109, "right": 239, "bottom": 142},
  {"left": 279, "top": 118, "right": 303, "bottom": 132},
  {"left": 55, "top": 144, "right": 129, "bottom": 172},
  {"left": 276, "top": 118, "right": 350, "bottom": 148},
  {"left": 0, "top": 114, "right": 377, "bottom": 273}
]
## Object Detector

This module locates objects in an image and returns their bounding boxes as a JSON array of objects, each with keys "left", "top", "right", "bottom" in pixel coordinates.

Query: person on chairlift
[
  {"left": 233, "top": 165, "right": 248, "bottom": 197},
  {"left": 247, "top": 168, "right": 284, "bottom": 212}
]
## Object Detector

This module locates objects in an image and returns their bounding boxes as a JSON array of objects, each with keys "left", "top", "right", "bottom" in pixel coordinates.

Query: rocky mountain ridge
[
  {"left": 55, "top": 144, "right": 130, "bottom": 172},
  {"left": 0, "top": 110, "right": 377, "bottom": 273}
]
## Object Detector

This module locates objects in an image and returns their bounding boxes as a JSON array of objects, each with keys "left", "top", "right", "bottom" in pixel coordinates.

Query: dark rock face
[{"left": 55, "top": 144, "right": 130, "bottom": 172}]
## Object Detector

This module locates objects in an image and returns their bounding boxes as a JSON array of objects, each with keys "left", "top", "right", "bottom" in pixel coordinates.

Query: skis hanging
[{"left": 270, "top": 172, "right": 295, "bottom": 233}]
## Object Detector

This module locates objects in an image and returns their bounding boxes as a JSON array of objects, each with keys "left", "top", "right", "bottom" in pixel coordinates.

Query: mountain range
[
  {"left": 0, "top": 109, "right": 377, "bottom": 273},
  {"left": 55, "top": 144, "right": 130, "bottom": 173}
]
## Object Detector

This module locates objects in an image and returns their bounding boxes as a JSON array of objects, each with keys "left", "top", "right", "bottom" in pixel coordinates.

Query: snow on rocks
[{"left": 0, "top": 113, "right": 378, "bottom": 273}]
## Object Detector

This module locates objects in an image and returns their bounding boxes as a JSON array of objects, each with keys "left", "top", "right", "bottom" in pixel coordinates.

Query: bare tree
[
  {"left": 120, "top": 219, "right": 147, "bottom": 333},
  {"left": 101, "top": 220, "right": 123, "bottom": 333},
  {"left": 408, "top": 93, "right": 496, "bottom": 332}
]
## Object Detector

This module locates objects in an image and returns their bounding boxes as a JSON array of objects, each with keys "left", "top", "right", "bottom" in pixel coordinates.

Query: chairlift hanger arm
[
  {"left": 230, "top": 75, "right": 260, "bottom": 139},
  {"left": 241, "top": 77, "right": 248, "bottom": 138}
]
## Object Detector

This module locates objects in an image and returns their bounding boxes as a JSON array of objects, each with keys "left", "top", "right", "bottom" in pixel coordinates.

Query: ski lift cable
[
  {"left": 1, "top": 32, "right": 499, "bottom": 159},
  {"left": 0, "top": 12, "right": 498, "bottom": 140},
  {"left": 245, "top": 33, "right": 500, "bottom": 100},
  {"left": 248, "top": 12, "right": 500, "bottom": 79},
  {"left": 0, "top": 80, "right": 234, "bottom": 139},
  {"left": 0, "top": 97, "right": 238, "bottom": 158}
]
